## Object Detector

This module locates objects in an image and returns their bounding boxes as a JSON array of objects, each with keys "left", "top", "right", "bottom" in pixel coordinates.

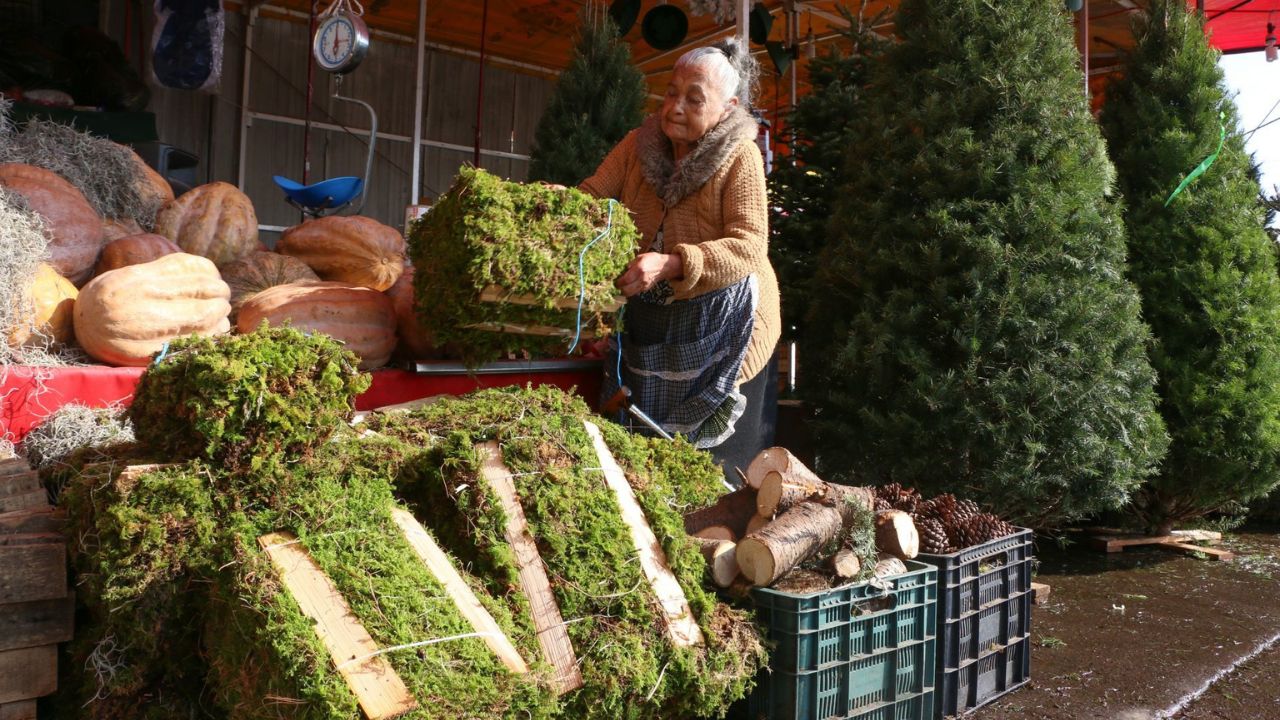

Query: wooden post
[
  {"left": 389, "top": 508, "right": 529, "bottom": 675},
  {"left": 583, "top": 421, "right": 704, "bottom": 648},
  {"left": 258, "top": 532, "right": 418, "bottom": 720},
  {"left": 475, "top": 441, "right": 584, "bottom": 694}
]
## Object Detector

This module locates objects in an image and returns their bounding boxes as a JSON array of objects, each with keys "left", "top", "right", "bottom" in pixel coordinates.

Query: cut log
[
  {"left": 817, "top": 483, "right": 877, "bottom": 517},
  {"left": 829, "top": 549, "right": 861, "bottom": 579},
  {"left": 875, "top": 510, "right": 920, "bottom": 560},
  {"left": 737, "top": 501, "right": 845, "bottom": 587},
  {"left": 258, "top": 531, "right": 418, "bottom": 720},
  {"left": 756, "top": 471, "right": 823, "bottom": 517},
  {"left": 390, "top": 508, "right": 529, "bottom": 675},
  {"left": 746, "top": 514, "right": 770, "bottom": 535},
  {"left": 744, "top": 447, "right": 792, "bottom": 490},
  {"left": 692, "top": 525, "right": 736, "bottom": 542},
  {"left": 693, "top": 537, "right": 739, "bottom": 588},
  {"left": 475, "top": 441, "right": 584, "bottom": 694},
  {"left": 583, "top": 421, "right": 704, "bottom": 648},
  {"left": 0, "top": 645, "right": 56, "bottom": 703},
  {"left": 873, "top": 554, "right": 908, "bottom": 579},
  {"left": 683, "top": 486, "right": 757, "bottom": 539},
  {"left": 0, "top": 592, "right": 74, "bottom": 652}
]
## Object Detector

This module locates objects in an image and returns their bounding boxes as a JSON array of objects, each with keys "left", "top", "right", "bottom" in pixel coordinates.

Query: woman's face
[{"left": 661, "top": 62, "right": 737, "bottom": 148}]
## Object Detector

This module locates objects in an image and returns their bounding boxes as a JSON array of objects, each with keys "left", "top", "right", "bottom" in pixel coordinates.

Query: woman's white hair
[{"left": 673, "top": 37, "right": 759, "bottom": 108}]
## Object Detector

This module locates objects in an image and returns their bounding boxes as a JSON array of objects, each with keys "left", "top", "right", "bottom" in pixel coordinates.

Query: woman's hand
[{"left": 615, "top": 252, "right": 683, "bottom": 297}]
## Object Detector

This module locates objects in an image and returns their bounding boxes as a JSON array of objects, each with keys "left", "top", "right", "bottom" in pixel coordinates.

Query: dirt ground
[{"left": 970, "top": 529, "right": 1280, "bottom": 720}]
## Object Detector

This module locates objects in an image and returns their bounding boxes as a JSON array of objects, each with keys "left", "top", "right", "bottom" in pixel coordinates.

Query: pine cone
[
  {"left": 874, "top": 497, "right": 893, "bottom": 512},
  {"left": 955, "top": 498, "right": 981, "bottom": 521},
  {"left": 919, "top": 493, "right": 958, "bottom": 523},
  {"left": 893, "top": 494, "right": 919, "bottom": 514},
  {"left": 876, "top": 482, "right": 904, "bottom": 502},
  {"left": 918, "top": 518, "right": 950, "bottom": 554}
]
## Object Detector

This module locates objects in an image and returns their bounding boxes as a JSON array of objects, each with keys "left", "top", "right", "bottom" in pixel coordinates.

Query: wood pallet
[
  {"left": 0, "top": 458, "right": 72, "bottom": 717},
  {"left": 1088, "top": 527, "right": 1235, "bottom": 561}
]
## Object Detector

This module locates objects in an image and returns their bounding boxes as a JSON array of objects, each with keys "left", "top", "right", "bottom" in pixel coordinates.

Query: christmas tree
[
  {"left": 803, "top": 0, "right": 1168, "bottom": 529},
  {"left": 769, "top": 10, "right": 884, "bottom": 342},
  {"left": 528, "top": 10, "right": 646, "bottom": 186},
  {"left": 1100, "top": 0, "right": 1280, "bottom": 534}
]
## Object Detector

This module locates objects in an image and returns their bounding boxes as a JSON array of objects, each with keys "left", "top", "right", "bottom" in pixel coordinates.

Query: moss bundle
[
  {"left": 0, "top": 186, "right": 48, "bottom": 364},
  {"left": 371, "top": 387, "right": 767, "bottom": 719},
  {"left": 0, "top": 108, "right": 160, "bottom": 228},
  {"left": 20, "top": 403, "right": 133, "bottom": 471},
  {"left": 127, "top": 326, "right": 370, "bottom": 475},
  {"left": 408, "top": 167, "right": 638, "bottom": 366}
]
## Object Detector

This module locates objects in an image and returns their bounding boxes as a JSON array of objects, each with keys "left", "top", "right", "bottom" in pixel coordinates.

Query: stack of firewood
[
  {"left": 0, "top": 457, "right": 73, "bottom": 719},
  {"left": 683, "top": 448, "right": 921, "bottom": 590}
]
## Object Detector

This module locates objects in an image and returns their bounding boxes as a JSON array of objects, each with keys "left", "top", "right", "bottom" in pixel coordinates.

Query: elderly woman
[{"left": 580, "top": 39, "right": 780, "bottom": 485}]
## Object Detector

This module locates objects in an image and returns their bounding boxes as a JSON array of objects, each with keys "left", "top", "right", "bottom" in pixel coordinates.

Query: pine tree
[
  {"left": 803, "top": 0, "right": 1168, "bottom": 529},
  {"left": 528, "top": 11, "right": 646, "bottom": 186},
  {"left": 769, "top": 12, "right": 883, "bottom": 342},
  {"left": 1100, "top": 0, "right": 1280, "bottom": 534}
]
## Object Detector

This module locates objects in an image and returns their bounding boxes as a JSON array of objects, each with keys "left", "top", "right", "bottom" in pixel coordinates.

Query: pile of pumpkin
[{"left": 2, "top": 161, "right": 431, "bottom": 370}]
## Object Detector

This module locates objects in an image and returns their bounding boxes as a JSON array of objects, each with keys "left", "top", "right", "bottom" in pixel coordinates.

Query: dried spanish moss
[
  {"left": 20, "top": 402, "right": 135, "bottom": 471},
  {"left": 0, "top": 186, "right": 49, "bottom": 365}
]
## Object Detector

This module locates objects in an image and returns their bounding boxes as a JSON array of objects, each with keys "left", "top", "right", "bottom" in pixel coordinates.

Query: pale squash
[
  {"left": 0, "top": 163, "right": 103, "bottom": 286},
  {"left": 153, "top": 181, "right": 258, "bottom": 266},
  {"left": 74, "top": 253, "right": 231, "bottom": 366},
  {"left": 8, "top": 262, "right": 77, "bottom": 348},
  {"left": 277, "top": 215, "right": 405, "bottom": 291},
  {"left": 95, "top": 234, "right": 182, "bottom": 275},
  {"left": 385, "top": 262, "right": 437, "bottom": 360},
  {"left": 219, "top": 251, "right": 318, "bottom": 315},
  {"left": 236, "top": 280, "right": 397, "bottom": 370}
]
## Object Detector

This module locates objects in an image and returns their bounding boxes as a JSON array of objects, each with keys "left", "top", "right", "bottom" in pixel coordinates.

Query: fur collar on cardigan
[{"left": 636, "top": 107, "right": 758, "bottom": 208}]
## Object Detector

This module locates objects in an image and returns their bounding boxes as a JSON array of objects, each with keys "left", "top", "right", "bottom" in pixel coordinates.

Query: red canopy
[{"left": 1201, "top": 0, "right": 1280, "bottom": 53}]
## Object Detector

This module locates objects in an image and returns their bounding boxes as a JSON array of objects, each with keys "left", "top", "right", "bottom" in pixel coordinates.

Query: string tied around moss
[{"left": 569, "top": 198, "right": 619, "bottom": 354}]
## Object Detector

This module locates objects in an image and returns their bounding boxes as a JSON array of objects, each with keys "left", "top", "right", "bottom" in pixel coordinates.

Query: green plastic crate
[{"left": 735, "top": 561, "right": 938, "bottom": 720}]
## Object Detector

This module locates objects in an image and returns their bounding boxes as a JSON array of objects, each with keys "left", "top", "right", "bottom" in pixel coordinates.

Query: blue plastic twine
[
  {"left": 152, "top": 341, "right": 170, "bottom": 365},
  {"left": 567, "top": 199, "right": 617, "bottom": 354}
]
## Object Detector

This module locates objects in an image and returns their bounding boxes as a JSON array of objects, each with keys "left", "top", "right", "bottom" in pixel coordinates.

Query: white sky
[{"left": 1220, "top": 51, "right": 1280, "bottom": 198}]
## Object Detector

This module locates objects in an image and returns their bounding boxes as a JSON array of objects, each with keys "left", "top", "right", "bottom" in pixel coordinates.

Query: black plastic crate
[
  {"left": 915, "top": 528, "right": 1033, "bottom": 717},
  {"left": 733, "top": 561, "right": 938, "bottom": 720}
]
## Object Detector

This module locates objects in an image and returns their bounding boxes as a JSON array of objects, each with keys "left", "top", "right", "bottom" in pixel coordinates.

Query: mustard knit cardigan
[{"left": 580, "top": 116, "right": 780, "bottom": 385}]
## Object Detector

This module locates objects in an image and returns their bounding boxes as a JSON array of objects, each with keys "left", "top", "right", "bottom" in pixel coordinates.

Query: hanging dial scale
[{"left": 312, "top": 0, "right": 371, "bottom": 74}]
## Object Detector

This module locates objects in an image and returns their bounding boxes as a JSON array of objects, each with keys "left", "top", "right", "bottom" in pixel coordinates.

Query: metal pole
[
  {"left": 1080, "top": 0, "right": 1090, "bottom": 98},
  {"left": 737, "top": 0, "right": 750, "bottom": 46},
  {"left": 411, "top": 0, "right": 427, "bottom": 204},
  {"left": 237, "top": 7, "right": 257, "bottom": 190},
  {"left": 474, "top": 0, "right": 489, "bottom": 168},
  {"left": 303, "top": 0, "right": 318, "bottom": 184}
]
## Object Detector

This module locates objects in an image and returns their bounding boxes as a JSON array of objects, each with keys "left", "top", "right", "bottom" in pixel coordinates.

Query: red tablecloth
[{"left": 1, "top": 361, "right": 603, "bottom": 444}]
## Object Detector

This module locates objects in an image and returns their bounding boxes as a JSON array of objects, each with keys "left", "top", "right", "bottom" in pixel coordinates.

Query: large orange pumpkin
[
  {"left": 8, "top": 263, "right": 77, "bottom": 349},
  {"left": 277, "top": 215, "right": 405, "bottom": 291},
  {"left": 385, "top": 262, "right": 437, "bottom": 360},
  {"left": 0, "top": 163, "right": 103, "bottom": 286},
  {"left": 153, "top": 181, "right": 258, "bottom": 266},
  {"left": 74, "top": 253, "right": 231, "bottom": 366},
  {"left": 219, "top": 251, "right": 319, "bottom": 316},
  {"left": 95, "top": 233, "right": 182, "bottom": 276},
  {"left": 102, "top": 217, "right": 144, "bottom": 242},
  {"left": 236, "top": 280, "right": 397, "bottom": 370}
]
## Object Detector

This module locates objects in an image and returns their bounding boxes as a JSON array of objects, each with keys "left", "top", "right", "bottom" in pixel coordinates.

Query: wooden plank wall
[{"left": 102, "top": 4, "right": 555, "bottom": 236}]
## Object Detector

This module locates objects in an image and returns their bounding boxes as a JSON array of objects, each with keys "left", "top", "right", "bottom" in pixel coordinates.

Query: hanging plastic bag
[{"left": 151, "top": 0, "right": 224, "bottom": 92}]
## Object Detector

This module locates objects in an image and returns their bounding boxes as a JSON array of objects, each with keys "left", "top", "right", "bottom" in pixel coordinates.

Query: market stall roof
[{"left": 255, "top": 0, "right": 1276, "bottom": 106}]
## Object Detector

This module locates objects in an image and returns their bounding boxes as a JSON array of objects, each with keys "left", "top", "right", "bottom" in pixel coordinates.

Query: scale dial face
[{"left": 313, "top": 12, "right": 370, "bottom": 74}]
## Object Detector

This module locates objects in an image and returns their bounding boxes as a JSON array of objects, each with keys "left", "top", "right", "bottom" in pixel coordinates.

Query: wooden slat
[
  {"left": 0, "top": 645, "right": 56, "bottom": 703},
  {"left": 1163, "top": 542, "right": 1235, "bottom": 561},
  {"left": 351, "top": 395, "right": 446, "bottom": 425},
  {"left": 0, "top": 535, "right": 65, "bottom": 605},
  {"left": 0, "top": 699, "right": 37, "bottom": 720},
  {"left": 0, "top": 592, "right": 75, "bottom": 652},
  {"left": 388, "top": 508, "right": 529, "bottom": 675},
  {"left": 582, "top": 421, "right": 704, "bottom": 648},
  {"left": 479, "top": 285, "right": 625, "bottom": 313},
  {"left": 258, "top": 532, "right": 418, "bottom": 720},
  {"left": 474, "top": 441, "right": 583, "bottom": 694},
  {"left": 463, "top": 321, "right": 575, "bottom": 338},
  {"left": 0, "top": 459, "right": 30, "bottom": 477},
  {"left": 0, "top": 472, "right": 39, "bottom": 498},
  {"left": 0, "top": 492, "right": 48, "bottom": 515},
  {"left": 1030, "top": 581, "right": 1051, "bottom": 605},
  {"left": 0, "top": 509, "right": 64, "bottom": 536}
]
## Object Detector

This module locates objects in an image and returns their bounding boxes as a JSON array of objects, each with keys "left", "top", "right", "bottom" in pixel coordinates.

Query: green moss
[
  {"left": 370, "top": 386, "right": 766, "bottom": 719},
  {"left": 408, "top": 168, "right": 638, "bottom": 367},
  {"left": 127, "top": 326, "right": 370, "bottom": 476}
]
